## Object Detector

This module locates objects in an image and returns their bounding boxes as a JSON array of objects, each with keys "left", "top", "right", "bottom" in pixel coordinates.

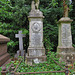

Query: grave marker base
[
  {"left": 26, "top": 56, "right": 47, "bottom": 65},
  {"left": 57, "top": 47, "right": 75, "bottom": 64},
  {"left": 0, "top": 53, "right": 10, "bottom": 66}
]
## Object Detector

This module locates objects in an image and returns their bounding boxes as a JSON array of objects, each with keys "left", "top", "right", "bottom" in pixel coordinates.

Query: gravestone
[
  {"left": 57, "top": 17, "right": 75, "bottom": 64},
  {"left": 15, "top": 31, "right": 25, "bottom": 56},
  {"left": 0, "top": 34, "right": 10, "bottom": 66},
  {"left": 57, "top": 0, "right": 75, "bottom": 64},
  {"left": 26, "top": 1, "right": 46, "bottom": 65}
]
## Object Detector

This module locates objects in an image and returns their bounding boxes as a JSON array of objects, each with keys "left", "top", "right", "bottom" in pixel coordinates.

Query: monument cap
[
  {"left": 28, "top": 10, "right": 44, "bottom": 18},
  {"left": 0, "top": 34, "right": 10, "bottom": 43},
  {"left": 58, "top": 17, "right": 73, "bottom": 23}
]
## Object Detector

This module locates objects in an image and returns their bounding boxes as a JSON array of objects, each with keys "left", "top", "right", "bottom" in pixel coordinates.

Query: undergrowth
[{"left": 0, "top": 51, "right": 74, "bottom": 75}]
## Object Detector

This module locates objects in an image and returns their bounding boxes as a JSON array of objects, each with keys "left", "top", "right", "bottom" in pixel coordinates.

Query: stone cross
[{"left": 15, "top": 30, "right": 25, "bottom": 56}]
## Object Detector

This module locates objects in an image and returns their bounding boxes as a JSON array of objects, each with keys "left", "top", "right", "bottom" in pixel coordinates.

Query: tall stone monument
[
  {"left": 0, "top": 34, "right": 10, "bottom": 66},
  {"left": 57, "top": 0, "right": 75, "bottom": 64},
  {"left": 26, "top": 1, "right": 46, "bottom": 65}
]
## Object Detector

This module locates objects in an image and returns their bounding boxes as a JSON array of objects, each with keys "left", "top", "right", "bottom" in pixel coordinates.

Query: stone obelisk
[
  {"left": 26, "top": 1, "right": 46, "bottom": 65},
  {"left": 57, "top": 0, "right": 75, "bottom": 64}
]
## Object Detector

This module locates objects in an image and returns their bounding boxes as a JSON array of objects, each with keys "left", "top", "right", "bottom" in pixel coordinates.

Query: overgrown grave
[{"left": 1, "top": 51, "right": 75, "bottom": 75}]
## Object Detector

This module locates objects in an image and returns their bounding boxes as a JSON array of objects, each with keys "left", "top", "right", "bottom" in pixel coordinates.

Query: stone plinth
[
  {"left": 26, "top": 9, "right": 46, "bottom": 65},
  {"left": 57, "top": 17, "right": 75, "bottom": 64},
  {"left": 0, "top": 34, "right": 10, "bottom": 66}
]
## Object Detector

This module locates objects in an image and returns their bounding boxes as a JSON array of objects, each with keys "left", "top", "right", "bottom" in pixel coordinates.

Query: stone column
[
  {"left": 57, "top": 17, "right": 75, "bottom": 64},
  {"left": 26, "top": 9, "right": 46, "bottom": 65}
]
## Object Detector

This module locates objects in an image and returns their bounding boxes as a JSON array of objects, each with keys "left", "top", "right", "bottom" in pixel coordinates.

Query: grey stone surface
[
  {"left": 57, "top": 17, "right": 75, "bottom": 64},
  {"left": 60, "top": 23, "right": 72, "bottom": 47},
  {"left": 26, "top": 1, "right": 46, "bottom": 65},
  {"left": 14, "top": 50, "right": 20, "bottom": 58},
  {"left": 33, "top": 58, "right": 39, "bottom": 64},
  {"left": 15, "top": 30, "right": 25, "bottom": 56},
  {"left": 26, "top": 56, "right": 46, "bottom": 65},
  {"left": 28, "top": 47, "right": 45, "bottom": 57},
  {"left": 58, "top": 17, "right": 73, "bottom": 48}
]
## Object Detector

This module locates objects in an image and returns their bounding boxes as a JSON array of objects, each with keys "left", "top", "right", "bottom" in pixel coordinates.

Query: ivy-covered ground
[{"left": 0, "top": 52, "right": 75, "bottom": 75}]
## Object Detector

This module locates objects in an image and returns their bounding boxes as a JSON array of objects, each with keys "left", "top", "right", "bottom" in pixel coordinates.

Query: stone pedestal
[
  {"left": 26, "top": 10, "right": 46, "bottom": 65},
  {"left": 57, "top": 17, "right": 75, "bottom": 64},
  {"left": 0, "top": 34, "right": 10, "bottom": 66}
]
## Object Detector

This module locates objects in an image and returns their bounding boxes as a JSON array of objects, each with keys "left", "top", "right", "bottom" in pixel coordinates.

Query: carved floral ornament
[{"left": 32, "top": 22, "right": 41, "bottom": 32}]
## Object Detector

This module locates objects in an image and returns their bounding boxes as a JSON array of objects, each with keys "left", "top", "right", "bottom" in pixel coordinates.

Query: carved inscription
[
  {"left": 62, "top": 24, "right": 72, "bottom": 47},
  {"left": 31, "top": 33, "right": 42, "bottom": 47}
]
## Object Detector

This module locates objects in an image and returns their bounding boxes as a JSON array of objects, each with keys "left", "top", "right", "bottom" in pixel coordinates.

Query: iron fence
[{"left": 1, "top": 58, "right": 70, "bottom": 75}]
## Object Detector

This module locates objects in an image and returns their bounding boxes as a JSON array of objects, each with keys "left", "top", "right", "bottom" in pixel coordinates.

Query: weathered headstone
[
  {"left": 57, "top": 0, "right": 75, "bottom": 64},
  {"left": 0, "top": 34, "right": 10, "bottom": 66},
  {"left": 15, "top": 30, "right": 25, "bottom": 56},
  {"left": 26, "top": 1, "right": 46, "bottom": 65}
]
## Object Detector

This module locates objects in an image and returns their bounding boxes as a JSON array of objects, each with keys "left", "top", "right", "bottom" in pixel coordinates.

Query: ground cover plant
[
  {"left": 0, "top": 67, "right": 2, "bottom": 75},
  {"left": 15, "top": 52, "right": 64, "bottom": 73},
  {"left": 0, "top": 51, "right": 74, "bottom": 75},
  {"left": 14, "top": 52, "right": 74, "bottom": 75}
]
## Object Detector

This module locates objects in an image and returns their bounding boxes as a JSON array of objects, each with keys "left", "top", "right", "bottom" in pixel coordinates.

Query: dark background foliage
[{"left": 0, "top": 0, "right": 75, "bottom": 55}]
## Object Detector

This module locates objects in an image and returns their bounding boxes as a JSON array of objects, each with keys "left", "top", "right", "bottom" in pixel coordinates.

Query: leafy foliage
[
  {"left": 0, "top": 52, "right": 65, "bottom": 75},
  {"left": 0, "top": 67, "right": 2, "bottom": 75},
  {"left": 0, "top": 0, "right": 29, "bottom": 54},
  {"left": 0, "top": 0, "right": 75, "bottom": 54}
]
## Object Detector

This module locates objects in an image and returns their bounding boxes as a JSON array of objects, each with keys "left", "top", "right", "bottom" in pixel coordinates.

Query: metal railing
[
  {"left": 1, "top": 59, "right": 70, "bottom": 75},
  {"left": 1, "top": 51, "right": 70, "bottom": 75}
]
